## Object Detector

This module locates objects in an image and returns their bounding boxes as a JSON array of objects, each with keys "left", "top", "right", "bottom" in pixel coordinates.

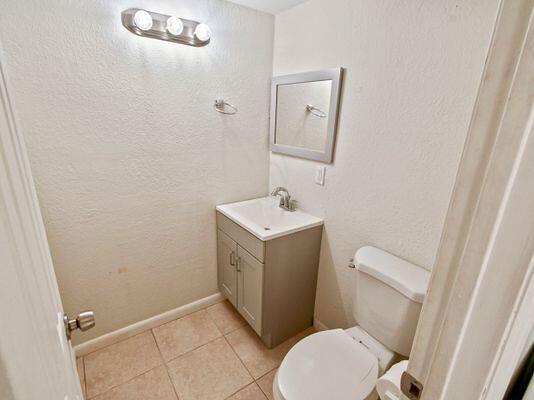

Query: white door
[
  {"left": 403, "top": 1, "right": 534, "bottom": 399},
  {"left": 237, "top": 245, "right": 264, "bottom": 335},
  {"left": 0, "top": 60, "right": 83, "bottom": 399},
  {"left": 217, "top": 230, "right": 238, "bottom": 307}
]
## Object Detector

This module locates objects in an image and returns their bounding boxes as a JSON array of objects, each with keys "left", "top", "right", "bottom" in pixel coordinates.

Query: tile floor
[{"left": 77, "top": 300, "right": 315, "bottom": 400}]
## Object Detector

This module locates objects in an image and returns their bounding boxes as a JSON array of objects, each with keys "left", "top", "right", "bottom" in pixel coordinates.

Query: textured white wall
[
  {"left": 226, "top": 0, "right": 309, "bottom": 15},
  {"left": 271, "top": 0, "right": 500, "bottom": 328},
  {"left": 0, "top": 0, "right": 273, "bottom": 343}
]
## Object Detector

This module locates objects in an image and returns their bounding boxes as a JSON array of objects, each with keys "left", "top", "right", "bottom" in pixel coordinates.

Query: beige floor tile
[
  {"left": 206, "top": 300, "right": 247, "bottom": 334},
  {"left": 292, "top": 326, "right": 316, "bottom": 342},
  {"left": 84, "top": 332, "right": 163, "bottom": 398},
  {"left": 77, "top": 357, "right": 86, "bottom": 399},
  {"left": 225, "top": 326, "right": 296, "bottom": 379},
  {"left": 153, "top": 309, "right": 222, "bottom": 361},
  {"left": 227, "top": 383, "right": 267, "bottom": 400},
  {"left": 256, "top": 369, "right": 276, "bottom": 400},
  {"left": 91, "top": 366, "right": 177, "bottom": 400},
  {"left": 167, "top": 337, "right": 253, "bottom": 400}
]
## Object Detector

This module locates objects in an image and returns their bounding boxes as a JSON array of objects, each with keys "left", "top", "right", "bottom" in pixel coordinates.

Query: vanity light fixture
[{"left": 121, "top": 8, "right": 210, "bottom": 47}]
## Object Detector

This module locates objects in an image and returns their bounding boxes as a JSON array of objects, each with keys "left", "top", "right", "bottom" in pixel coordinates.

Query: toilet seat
[{"left": 275, "top": 329, "right": 379, "bottom": 400}]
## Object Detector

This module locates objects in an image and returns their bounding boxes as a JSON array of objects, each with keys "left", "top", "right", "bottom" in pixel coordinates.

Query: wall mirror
[{"left": 270, "top": 68, "right": 343, "bottom": 163}]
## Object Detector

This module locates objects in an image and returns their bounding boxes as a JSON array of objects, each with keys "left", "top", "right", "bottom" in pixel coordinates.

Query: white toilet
[{"left": 273, "top": 246, "right": 430, "bottom": 400}]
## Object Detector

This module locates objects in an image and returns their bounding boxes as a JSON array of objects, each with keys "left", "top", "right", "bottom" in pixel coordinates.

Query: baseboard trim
[
  {"left": 313, "top": 318, "right": 329, "bottom": 331},
  {"left": 74, "top": 292, "right": 225, "bottom": 356}
]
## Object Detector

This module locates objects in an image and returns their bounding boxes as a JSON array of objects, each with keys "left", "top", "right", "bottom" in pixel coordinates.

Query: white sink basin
[{"left": 216, "top": 197, "right": 323, "bottom": 241}]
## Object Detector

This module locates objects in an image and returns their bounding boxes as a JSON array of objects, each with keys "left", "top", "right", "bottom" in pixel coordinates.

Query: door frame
[{"left": 405, "top": 0, "right": 534, "bottom": 398}]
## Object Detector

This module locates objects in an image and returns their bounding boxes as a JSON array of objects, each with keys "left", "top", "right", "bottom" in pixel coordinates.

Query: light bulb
[
  {"left": 133, "top": 10, "right": 153, "bottom": 31},
  {"left": 166, "top": 16, "right": 184, "bottom": 36},
  {"left": 194, "top": 23, "right": 211, "bottom": 42}
]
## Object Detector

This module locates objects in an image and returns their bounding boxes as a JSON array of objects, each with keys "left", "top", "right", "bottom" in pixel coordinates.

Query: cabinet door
[
  {"left": 217, "top": 230, "right": 237, "bottom": 307},
  {"left": 237, "top": 245, "right": 264, "bottom": 335}
]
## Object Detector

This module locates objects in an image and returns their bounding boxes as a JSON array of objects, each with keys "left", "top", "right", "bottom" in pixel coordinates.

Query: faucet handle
[
  {"left": 270, "top": 186, "right": 286, "bottom": 196},
  {"left": 288, "top": 199, "right": 297, "bottom": 211}
]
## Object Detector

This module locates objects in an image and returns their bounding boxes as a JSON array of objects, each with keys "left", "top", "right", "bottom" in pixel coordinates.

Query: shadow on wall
[{"left": 314, "top": 229, "right": 353, "bottom": 328}]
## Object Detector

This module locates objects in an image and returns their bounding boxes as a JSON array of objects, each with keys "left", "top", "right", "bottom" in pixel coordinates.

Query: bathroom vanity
[{"left": 216, "top": 196, "right": 323, "bottom": 348}]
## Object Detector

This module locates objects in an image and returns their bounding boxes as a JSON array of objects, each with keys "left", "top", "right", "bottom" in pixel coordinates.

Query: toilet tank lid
[{"left": 354, "top": 246, "right": 430, "bottom": 303}]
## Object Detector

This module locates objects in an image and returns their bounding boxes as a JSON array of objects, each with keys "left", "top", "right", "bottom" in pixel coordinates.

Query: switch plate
[{"left": 315, "top": 166, "right": 326, "bottom": 186}]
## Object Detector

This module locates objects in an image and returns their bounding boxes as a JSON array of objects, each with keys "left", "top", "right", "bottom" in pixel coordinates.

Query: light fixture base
[{"left": 121, "top": 8, "right": 210, "bottom": 47}]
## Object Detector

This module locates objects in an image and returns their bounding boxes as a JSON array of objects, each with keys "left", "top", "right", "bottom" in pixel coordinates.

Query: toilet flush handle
[{"left": 348, "top": 258, "right": 356, "bottom": 269}]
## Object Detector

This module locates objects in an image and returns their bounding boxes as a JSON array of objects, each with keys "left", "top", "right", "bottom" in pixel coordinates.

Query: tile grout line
[
  {"left": 159, "top": 329, "right": 249, "bottom": 400},
  {"left": 84, "top": 305, "right": 218, "bottom": 398},
  {"left": 224, "top": 324, "right": 315, "bottom": 398},
  {"left": 222, "top": 333, "right": 256, "bottom": 382},
  {"left": 81, "top": 329, "right": 155, "bottom": 358},
  {"left": 85, "top": 330, "right": 167, "bottom": 399},
  {"left": 157, "top": 306, "right": 227, "bottom": 365},
  {"left": 152, "top": 305, "right": 227, "bottom": 399},
  {"left": 80, "top": 301, "right": 236, "bottom": 363},
  {"left": 253, "top": 327, "right": 316, "bottom": 398},
  {"left": 85, "top": 314, "right": 229, "bottom": 400},
  {"left": 159, "top": 303, "right": 250, "bottom": 400},
  {"left": 219, "top": 322, "right": 247, "bottom": 336},
  {"left": 204, "top": 302, "right": 248, "bottom": 336},
  {"left": 224, "top": 325, "right": 284, "bottom": 381},
  {"left": 85, "top": 301, "right": 272, "bottom": 400},
  {"left": 154, "top": 308, "right": 216, "bottom": 335},
  {"left": 157, "top": 306, "right": 251, "bottom": 400},
  {"left": 151, "top": 329, "right": 181, "bottom": 400},
  {"left": 80, "top": 307, "right": 211, "bottom": 358},
  {"left": 161, "top": 332, "right": 225, "bottom": 365},
  {"left": 223, "top": 382, "right": 266, "bottom": 400},
  {"left": 256, "top": 370, "right": 275, "bottom": 400},
  {"left": 81, "top": 357, "right": 87, "bottom": 400},
  {"left": 85, "top": 364, "right": 164, "bottom": 400},
  {"left": 255, "top": 365, "right": 278, "bottom": 381}
]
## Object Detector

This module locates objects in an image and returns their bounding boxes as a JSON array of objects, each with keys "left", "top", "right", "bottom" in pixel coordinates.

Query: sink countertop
[{"left": 216, "top": 196, "right": 323, "bottom": 241}]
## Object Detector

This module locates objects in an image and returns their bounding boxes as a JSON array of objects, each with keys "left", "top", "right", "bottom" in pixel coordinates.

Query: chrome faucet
[{"left": 271, "top": 186, "right": 296, "bottom": 211}]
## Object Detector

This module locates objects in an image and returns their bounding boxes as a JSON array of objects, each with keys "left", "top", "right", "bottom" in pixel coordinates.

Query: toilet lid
[{"left": 277, "top": 329, "right": 378, "bottom": 400}]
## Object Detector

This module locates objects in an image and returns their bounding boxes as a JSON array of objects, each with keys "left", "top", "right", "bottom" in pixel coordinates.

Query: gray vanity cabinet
[{"left": 216, "top": 211, "right": 322, "bottom": 348}]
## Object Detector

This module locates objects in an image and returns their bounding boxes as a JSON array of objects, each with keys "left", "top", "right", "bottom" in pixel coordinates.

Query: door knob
[{"left": 64, "top": 311, "right": 95, "bottom": 340}]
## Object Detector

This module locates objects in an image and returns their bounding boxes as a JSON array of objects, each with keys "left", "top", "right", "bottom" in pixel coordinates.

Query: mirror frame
[{"left": 270, "top": 67, "right": 343, "bottom": 163}]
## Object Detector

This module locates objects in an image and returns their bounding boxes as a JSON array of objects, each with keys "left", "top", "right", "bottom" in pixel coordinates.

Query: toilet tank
[{"left": 353, "top": 246, "right": 430, "bottom": 356}]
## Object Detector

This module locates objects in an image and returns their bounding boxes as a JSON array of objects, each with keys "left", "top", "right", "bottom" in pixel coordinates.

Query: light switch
[{"left": 315, "top": 166, "right": 326, "bottom": 186}]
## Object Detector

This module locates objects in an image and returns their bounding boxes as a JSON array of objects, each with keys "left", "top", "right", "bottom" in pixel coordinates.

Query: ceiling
[{"left": 226, "top": 0, "right": 309, "bottom": 14}]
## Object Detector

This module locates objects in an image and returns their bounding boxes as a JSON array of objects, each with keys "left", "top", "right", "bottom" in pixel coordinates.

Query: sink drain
[{"left": 264, "top": 227, "right": 271, "bottom": 231}]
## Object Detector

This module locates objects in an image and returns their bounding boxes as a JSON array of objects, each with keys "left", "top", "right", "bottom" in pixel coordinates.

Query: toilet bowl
[
  {"left": 273, "top": 328, "right": 385, "bottom": 400},
  {"left": 273, "top": 246, "right": 430, "bottom": 400}
]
